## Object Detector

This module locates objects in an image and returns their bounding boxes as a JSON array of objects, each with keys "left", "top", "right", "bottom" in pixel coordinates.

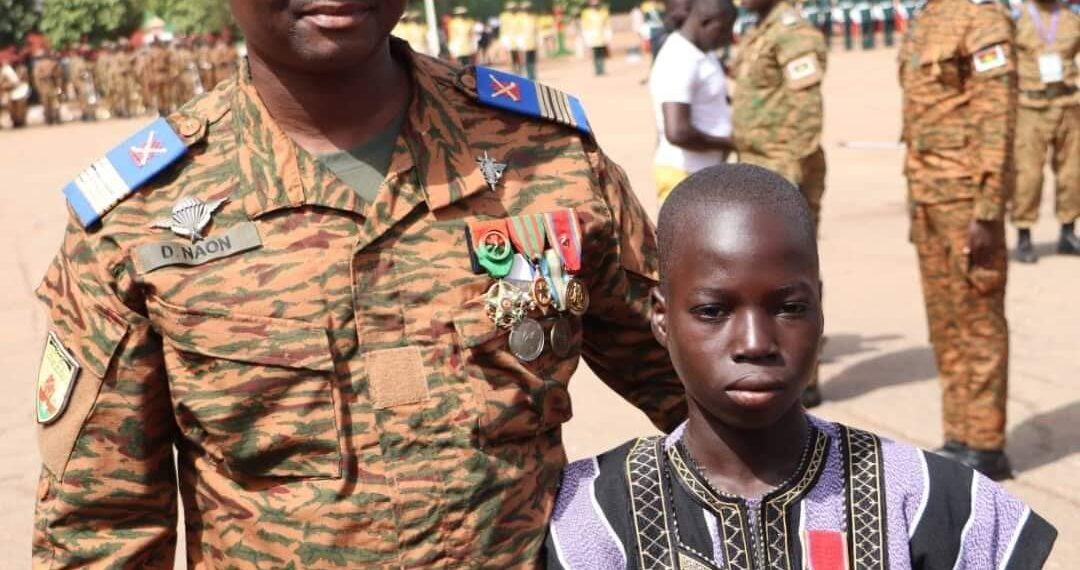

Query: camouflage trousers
[
  {"left": 741, "top": 146, "right": 826, "bottom": 229},
  {"left": 910, "top": 194, "right": 1009, "bottom": 450},
  {"left": 1011, "top": 104, "right": 1080, "bottom": 228}
]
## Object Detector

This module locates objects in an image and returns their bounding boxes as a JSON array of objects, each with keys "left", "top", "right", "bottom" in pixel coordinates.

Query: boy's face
[{"left": 652, "top": 204, "right": 822, "bottom": 430}]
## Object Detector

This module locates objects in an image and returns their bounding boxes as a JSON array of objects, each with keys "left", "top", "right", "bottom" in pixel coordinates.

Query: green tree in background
[
  {"left": 144, "top": 0, "right": 234, "bottom": 35},
  {"left": 0, "top": 0, "right": 39, "bottom": 46},
  {"left": 39, "top": 0, "right": 142, "bottom": 48}
]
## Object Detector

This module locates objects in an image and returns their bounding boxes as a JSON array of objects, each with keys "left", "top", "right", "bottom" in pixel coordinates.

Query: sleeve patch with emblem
[
  {"left": 37, "top": 332, "right": 81, "bottom": 424},
  {"left": 785, "top": 54, "right": 820, "bottom": 82},
  {"left": 972, "top": 45, "right": 1008, "bottom": 73}
]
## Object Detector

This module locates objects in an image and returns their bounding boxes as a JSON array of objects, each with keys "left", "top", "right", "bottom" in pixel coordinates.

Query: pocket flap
[
  {"left": 920, "top": 42, "right": 961, "bottom": 66},
  {"left": 149, "top": 299, "right": 334, "bottom": 371}
]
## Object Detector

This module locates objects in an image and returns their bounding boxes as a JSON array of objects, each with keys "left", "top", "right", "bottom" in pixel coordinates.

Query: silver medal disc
[
  {"left": 550, "top": 316, "right": 575, "bottom": 358},
  {"left": 509, "top": 318, "right": 546, "bottom": 362}
]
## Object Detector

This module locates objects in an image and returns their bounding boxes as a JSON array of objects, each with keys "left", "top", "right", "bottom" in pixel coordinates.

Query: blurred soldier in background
[
  {"left": 173, "top": 37, "right": 204, "bottom": 107},
  {"left": 448, "top": 6, "right": 479, "bottom": 65},
  {"left": 581, "top": 0, "right": 613, "bottom": 76},
  {"left": 1, "top": 52, "right": 31, "bottom": 128},
  {"left": 502, "top": 2, "right": 524, "bottom": 74},
  {"left": 518, "top": 1, "right": 540, "bottom": 79},
  {"left": 1011, "top": 0, "right": 1080, "bottom": 262},
  {"left": 32, "top": 48, "right": 63, "bottom": 125},
  {"left": 210, "top": 35, "right": 238, "bottom": 87},
  {"left": 67, "top": 44, "right": 98, "bottom": 122},
  {"left": 108, "top": 39, "right": 136, "bottom": 119},
  {"left": 196, "top": 36, "right": 216, "bottom": 91},
  {"left": 145, "top": 38, "right": 173, "bottom": 115}
]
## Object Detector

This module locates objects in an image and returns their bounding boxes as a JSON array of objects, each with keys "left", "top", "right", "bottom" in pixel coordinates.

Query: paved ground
[{"left": 1, "top": 46, "right": 1076, "bottom": 568}]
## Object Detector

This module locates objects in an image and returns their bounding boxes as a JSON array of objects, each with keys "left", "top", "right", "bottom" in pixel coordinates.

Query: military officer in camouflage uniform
[
  {"left": 1010, "top": 0, "right": 1079, "bottom": 262},
  {"left": 899, "top": 0, "right": 1016, "bottom": 480},
  {"left": 732, "top": 0, "right": 828, "bottom": 407},
  {"left": 32, "top": 0, "right": 685, "bottom": 567}
]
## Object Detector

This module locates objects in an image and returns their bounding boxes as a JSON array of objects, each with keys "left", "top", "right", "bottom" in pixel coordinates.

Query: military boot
[
  {"left": 962, "top": 448, "right": 1013, "bottom": 481},
  {"left": 1058, "top": 223, "right": 1080, "bottom": 255},
  {"left": 1015, "top": 228, "right": 1037, "bottom": 263}
]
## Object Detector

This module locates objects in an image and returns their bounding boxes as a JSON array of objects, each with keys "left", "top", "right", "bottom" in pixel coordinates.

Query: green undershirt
[{"left": 318, "top": 107, "right": 408, "bottom": 203}]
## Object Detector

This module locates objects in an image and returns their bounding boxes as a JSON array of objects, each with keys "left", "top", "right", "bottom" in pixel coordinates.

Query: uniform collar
[{"left": 237, "top": 38, "right": 488, "bottom": 221}]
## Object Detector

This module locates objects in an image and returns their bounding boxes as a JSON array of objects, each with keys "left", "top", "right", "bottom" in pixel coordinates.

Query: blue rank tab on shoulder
[
  {"left": 475, "top": 66, "right": 592, "bottom": 135},
  {"left": 63, "top": 117, "right": 187, "bottom": 229}
]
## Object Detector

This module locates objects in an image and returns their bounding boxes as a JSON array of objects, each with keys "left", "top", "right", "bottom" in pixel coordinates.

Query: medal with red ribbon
[
  {"left": 802, "top": 530, "right": 848, "bottom": 570},
  {"left": 543, "top": 208, "right": 582, "bottom": 273}
]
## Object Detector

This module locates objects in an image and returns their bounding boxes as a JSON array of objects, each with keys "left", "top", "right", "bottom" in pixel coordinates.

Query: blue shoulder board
[
  {"left": 63, "top": 117, "right": 187, "bottom": 229},
  {"left": 474, "top": 66, "right": 592, "bottom": 135}
]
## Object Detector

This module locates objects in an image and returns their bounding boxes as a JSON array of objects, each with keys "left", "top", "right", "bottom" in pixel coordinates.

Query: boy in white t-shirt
[{"left": 649, "top": 0, "right": 737, "bottom": 204}]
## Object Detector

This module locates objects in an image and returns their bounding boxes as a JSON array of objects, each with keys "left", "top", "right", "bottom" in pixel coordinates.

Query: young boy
[{"left": 544, "top": 165, "right": 1057, "bottom": 569}]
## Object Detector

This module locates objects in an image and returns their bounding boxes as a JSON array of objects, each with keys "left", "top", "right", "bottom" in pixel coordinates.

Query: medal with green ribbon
[
  {"left": 508, "top": 213, "right": 552, "bottom": 310},
  {"left": 507, "top": 213, "right": 548, "bottom": 262},
  {"left": 468, "top": 218, "right": 514, "bottom": 278}
]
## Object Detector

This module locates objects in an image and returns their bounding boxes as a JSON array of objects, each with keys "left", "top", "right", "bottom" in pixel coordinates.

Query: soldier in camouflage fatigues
[
  {"left": 210, "top": 37, "right": 238, "bottom": 89},
  {"left": 899, "top": 0, "right": 1016, "bottom": 480},
  {"left": 732, "top": 0, "right": 828, "bottom": 405},
  {"left": 31, "top": 49, "right": 63, "bottom": 125},
  {"left": 1010, "top": 0, "right": 1080, "bottom": 262},
  {"left": 108, "top": 40, "right": 137, "bottom": 119},
  {"left": 33, "top": 16, "right": 684, "bottom": 570},
  {"left": 146, "top": 39, "right": 174, "bottom": 115},
  {"left": 67, "top": 45, "right": 98, "bottom": 122}
]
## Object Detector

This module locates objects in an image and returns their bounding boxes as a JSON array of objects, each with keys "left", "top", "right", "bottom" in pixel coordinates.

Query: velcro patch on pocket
[{"left": 366, "top": 346, "right": 429, "bottom": 409}]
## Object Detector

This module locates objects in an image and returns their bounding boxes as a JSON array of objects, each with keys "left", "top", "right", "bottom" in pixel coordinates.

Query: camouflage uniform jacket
[
  {"left": 1015, "top": 1, "right": 1079, "bottom": 108},
  {"left": 33, "top": 41, "right": 686, "bottom": 569},
  {"left": 732, "top": 1, "right": 828, "bottom": 184},
  {"left": 899, "top": 0, "right": 1018, "bottom": 220}
]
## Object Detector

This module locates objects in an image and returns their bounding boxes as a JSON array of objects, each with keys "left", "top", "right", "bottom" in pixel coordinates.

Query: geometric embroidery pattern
[
  {"left": 842, "top": 426, "right": 888, "bottom": 570},
  {"left": 668, "top": 445, "right": 752, "bottom": 570},
  {"left": 668, "top": 428, "right": 830, "bottom": 570},
  {"left": 628, "top": 436, "right": 678, "bottom": 570},
  {"left": 761, "top": 429, "right": 830, "bottom": 570}
]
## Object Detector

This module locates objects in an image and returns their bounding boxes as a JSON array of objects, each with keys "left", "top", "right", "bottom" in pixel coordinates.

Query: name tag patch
[
  {"left": 37, "top": 332, "right": 81, "bottom": 424},
  {"left": 1038, "top": 52, "right": 1064, "bottom": 84},
  {"left": 972, "top": 45, "right": 1008, "bottom": 73},
  {"left": 136, "top": 222, "right": 262, "bottom": 273}
]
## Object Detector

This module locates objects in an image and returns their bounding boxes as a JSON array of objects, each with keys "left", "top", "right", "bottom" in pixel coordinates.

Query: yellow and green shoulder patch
[{"left": 36, "top": 332, "right": 81, "bottom": 424}]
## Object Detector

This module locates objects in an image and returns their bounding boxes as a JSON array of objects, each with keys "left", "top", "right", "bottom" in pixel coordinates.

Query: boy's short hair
[{"left": 656, "top": 163, "right": 818, "bottom": 282}]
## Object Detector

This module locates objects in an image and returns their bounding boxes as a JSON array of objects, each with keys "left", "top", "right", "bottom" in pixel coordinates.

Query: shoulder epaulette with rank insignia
[
  {"left": 63, "top": 117, "right": 188, "bottom": 229},
  {"left": 474, "top": 66, "right": 592, "bottom": 135}
]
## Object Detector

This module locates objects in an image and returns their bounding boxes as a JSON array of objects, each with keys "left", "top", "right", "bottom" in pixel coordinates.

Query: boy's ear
[{"left": 650, "top": 286, "right": 669, "bottom": 349}]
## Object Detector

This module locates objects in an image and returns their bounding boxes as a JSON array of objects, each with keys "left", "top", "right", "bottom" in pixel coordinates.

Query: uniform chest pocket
[
  {"left": 451, "top": 295, "right": 580, "bottom": 445},
  {"left": 920, "top": 44, "right": 966, "bottom": 89},
  {"left": 150, "top": 299, "right": 341, "bottom": 479}
]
